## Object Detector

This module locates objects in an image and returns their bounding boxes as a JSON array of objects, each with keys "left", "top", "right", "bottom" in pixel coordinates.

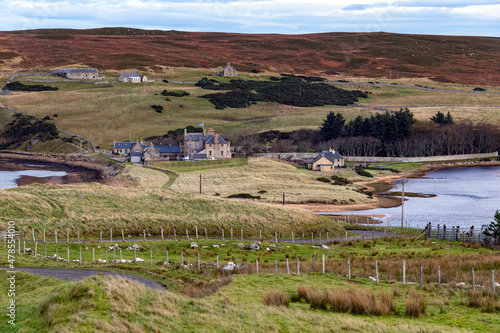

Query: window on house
[
  {"left": 209, "top": 151, "right": 212, "bottom": 156},
  {"left": 221, "top": 151, "right": 224, "bottom": 156}
]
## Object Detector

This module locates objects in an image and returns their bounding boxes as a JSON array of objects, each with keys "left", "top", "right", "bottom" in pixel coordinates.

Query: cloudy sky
[{"left": 0, "top": 0, "right": 499, "bottom": 36}]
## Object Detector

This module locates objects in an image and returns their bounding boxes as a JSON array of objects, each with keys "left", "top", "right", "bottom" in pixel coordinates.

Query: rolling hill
[{"left": 1, "top": 28, "right": 500, "bottom": 85}]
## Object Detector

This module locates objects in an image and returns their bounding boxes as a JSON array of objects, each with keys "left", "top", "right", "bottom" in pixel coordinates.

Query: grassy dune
[
  {"left": 166, "top": 158, "right": 391, "bottom": 204},
  {"left": 0, "top": 164, "right": 331, "bottom": 237}
]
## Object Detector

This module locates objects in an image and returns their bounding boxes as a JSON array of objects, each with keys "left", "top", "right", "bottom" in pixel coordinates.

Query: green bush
[
  {"left": 355, "top": 168, "right": 373, "bottom": 178},
  {"left": 4, "top": 81, "right": 58, "bottom": 92}
]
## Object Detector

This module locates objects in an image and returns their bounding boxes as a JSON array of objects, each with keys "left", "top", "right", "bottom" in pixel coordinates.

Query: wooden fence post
[
  {"left": 113, "top": 248, "right": 116, "bottom": 262},
  {"left": 311, "top": 233, "right": 314, "bottom": 245},
  {"left": 92, "top": 248, "right": 95, "bottom": 263},
  {"left": 110, "top": 229, "right": 113, "bottom": 243},
  {"left": 181, "top": 252, "right": 184, "bottom": 265},
  {"left": 23, "top": 241, "right": 25, "bottom": 255},
  {"left": 45, "top": 245, "right": 47, "bottom": 259},
  {"left": 99, "top": 230, "right": 102, "bottom": 243},
  {"left": 222, "top": 228, "right": 224, "bottom": 241},
  {"left": 186, "top": 228, "right": 189, "bottom": 240},
  {"left": 67, "top": 246, "right": 69, "bottom": 263},
  {"left": 161, "top": 228, "right": 164, "bottom": 240},
  {"left": 134, "top": 247, "right": 137, "bottom": 262},
  {"left": 297, "top": 257, "right": 300, "bottom": 275},
  {"left": 286, "top": 258, "right": 289, "bottom": 274},
  {"left": 120, "top": 248, "right": 122, "bottom": 262},
  {"left": 292, "top": 232, "right": 294, "bottom": 244},
  {"left": 437, "top": 265, "right": 441, "bottom": 288},
  {"left": 259, "top": 229, "right": 262, "bottom": 241},
  {"left": 196, "top": 225, "right": 198, "bottom": 240},
  {"left": 420, "top": 263, "right": 423, "bottom": 287},
  {"left": 43, "top": 228, "right": 46, "bottom": 243},
  {"left": 472, "top": 267, "right": 475, "bottom": 291},
  {"left": 165, "top": 250, "right": 168, "bottom": 264},
  {"left": 143, "top": 229, "right": 147, "bottom": 242},
  {"left": 216, "top": 255, "right": 219, "bottom": 268},
  {"left": 79, "top": 247, "right": 82, "bottom": 265},
  {"left": 67, "top": 228, "right": 69, "bottom": 243},
  {"left": 77, "top": 230, "right": 80, "bottom": 244},
  {"left": 197, "top": 253, "right": 200, "bottom": 270},
  {"left": 403, "top": 259, "right": 406, "bottom": 285},
  {"left": 255, "top": 259, "right": 258, "bottom": 275},
  {"left": 174, "top": 228, "right": 177, "bottom": 240},
  {"left": 34, "top": 242, "right": 37, "bottom": 258},
  {"left": 322, "top": 254, "right": 325, "bottom": 274},
  {"left": 347, "top": 258, "right": 351, "bottom": 280},
  {"left": 122, "top": 229, "right": 125, "bottom": 242},
  {"left": 492, "top": 270, "right": 496, "bottom": 293},
  {"left": 55, "top": 229, "right": 58, "bottom": 244},
  {"left": 56, "top": 248, "right": 58, "bottom": 262},
  {"left": 105, "top": 248, "right": 108, "bottom": 263},
  {"left": 275, "top": 260, "right": 278, "bottom": 274},
  {"left": 241, "top": 228, "right": 243, "bottom": 241},
  {"left": 32, "top": 228, "right": 35, "bottom": 243},
  {"left": 275, "top": 232, "right": 278, "bottom": 243},
  {"left": 375, "top": 260, "right": 379, "bottom": 283},
  {"left": 326, "top": 232, "right": 329, "bottom": 243},
  {"left": 205, "top": 227, "right": 207, "bottom": 240},
  {"left": 345, "top": 231, "right": 348, "bottom": 241},
  {"left": 319, "top": 232, "right": 321, "bottom": 243},
  {"left": 150, "top": 248, "right": 153, "bottom": 265}
]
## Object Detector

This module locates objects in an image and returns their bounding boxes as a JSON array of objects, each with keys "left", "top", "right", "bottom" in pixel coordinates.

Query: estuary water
[
  {"left": 0, "top": 170, "right": 67, "bottom": 189},
  {"left": 321, "top": 166, "right": 500, "bottom": 229}
]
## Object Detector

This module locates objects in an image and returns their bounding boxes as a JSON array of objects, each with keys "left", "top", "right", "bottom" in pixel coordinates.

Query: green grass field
[
  {"left": 2, "top": 71, "right": 499, "bottom": 149},
  {"left": 151, "top": 158, "right": 248, "bottom": 172}
]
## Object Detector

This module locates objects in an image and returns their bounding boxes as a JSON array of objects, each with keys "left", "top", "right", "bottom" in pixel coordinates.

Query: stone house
[
  {"left": 184, "top": 128, "right": 231, "bottom": 159},
  {"left": 223, "top": 62, "right": 238, "bottom": 77},
  {"left": 52, "top": 68, "right": 104, "bottom": 80},
  {"left": 113, "top": 140, "right": 181, "bottom": 162},
  {"left": 118, "top": 72, "right": 152, "bottom": 83},
  {"left": 308, "top": 149, "right": 345, "bottom": 172}
]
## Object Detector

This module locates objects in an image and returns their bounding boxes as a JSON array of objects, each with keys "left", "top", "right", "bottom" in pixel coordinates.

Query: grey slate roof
[
  {"left": 192, "top": 153, "right": 208, "bottom": 159},
  {"left": 121, "top": 72, "right": 142, "bottom": 78},
  {"left": 312, "top": 150, "right": 344, "bottom": 164},
  {"left": 130, "top": 151, "right": 143, "bottom": 157},
  {"left": 185, "top": 133, "right": 204, "bottom": 141},
  {"left": 114, "top": 142, "right": 137, "bottom": 149},
  {"left": 52, "top": 68, "right": 98, "bottom": 74},
  {"left": 155, "top": 145, "right": 181, "bottom": 153},
  {"left": 205, "top": 134, "right": 227, "bottom": 144}
]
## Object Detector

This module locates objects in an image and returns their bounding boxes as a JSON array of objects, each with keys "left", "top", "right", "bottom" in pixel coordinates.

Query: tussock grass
[
  {"left": 405, "top": 290, "right": 426, "bottom": 317},
  {"left": 262, "top": 290, "right": 290, "bottom": 307},
  {"left": 465, "top": 290, "right": 500, "bottom": 313}
]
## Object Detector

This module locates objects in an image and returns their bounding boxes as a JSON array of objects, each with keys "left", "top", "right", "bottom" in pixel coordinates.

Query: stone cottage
[{"left": 52, "top": 68, "right": 104, "bottom": 80}]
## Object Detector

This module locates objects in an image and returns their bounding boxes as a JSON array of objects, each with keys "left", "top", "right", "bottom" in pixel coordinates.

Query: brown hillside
[{"left": 1, "top": 28, "right": 499, "bottom": 85}]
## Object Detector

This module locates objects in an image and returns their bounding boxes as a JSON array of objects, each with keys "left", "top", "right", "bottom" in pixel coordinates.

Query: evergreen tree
[
  {"left": 483, "top": 210, "right": 500, "bottom": 241},
  {"left": 431, "top": 111, "right": 453, "bottom": 125},
  {"left": 319, "top": 112, "right": 345, "bottom": 141}
]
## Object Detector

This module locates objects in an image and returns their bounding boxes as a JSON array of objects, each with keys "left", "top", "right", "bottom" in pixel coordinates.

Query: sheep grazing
[
  {"left": 108, "top": 244, "right": 120, "bottom": 251},
  {"left": 250, "top": 243, "right": 260, "bottom": 250},
  {"left": 223, "top": 262, "right": 235, "bottom": 270},
  {"left": 134, "top": 258, "right": 145, "bottom": 263},
  {"left": 190, "top": 242, "right": 198, "bottom": 248}
]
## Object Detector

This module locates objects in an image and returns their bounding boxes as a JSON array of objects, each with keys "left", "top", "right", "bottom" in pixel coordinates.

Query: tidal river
[
  {"left": 0, "top": 170, "right": 67, "bottom": 189},
  {"left": 320, "top": 166, "right": 500, "bottom": 229}
]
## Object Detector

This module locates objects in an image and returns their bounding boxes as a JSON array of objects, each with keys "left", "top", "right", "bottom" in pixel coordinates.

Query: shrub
[
  {"left": 150, "top": 105, "right": 163, "bottom": 113},
  {"left": 331, "top": 175, "right": 351, "bottom": 185},
  {"left": 226, "top": 193, "right": 261, "bottom": 199},
  {"left": 474, "top": 87, "right": 486, "bottom": 91},
  {"left": 262, "top": 290, "right": 290, "bottom": 307},
  {"left": 355, "top": 168, "right": 373, "bottom": 178},
  {"left": 4, "top": 81, "right": 58, "bottom": 91},
  {"left": 161, "top": 89, "right": 190, "bottom": 97},
  {"left": 405, "top": 291, "right": 426, "bottom": 317},
  {"left": 317, "top": 177, "right": 331, "bottom": 183}
]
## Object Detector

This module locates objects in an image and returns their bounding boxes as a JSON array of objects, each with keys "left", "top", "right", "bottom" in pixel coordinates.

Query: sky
[{"left": 0, "top": 0, "right": 499, "bottom": 37}]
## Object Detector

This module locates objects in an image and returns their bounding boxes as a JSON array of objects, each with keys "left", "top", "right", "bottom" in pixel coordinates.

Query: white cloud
[{"left": 0, "top": 0, "right": 498, "bottom": 36}]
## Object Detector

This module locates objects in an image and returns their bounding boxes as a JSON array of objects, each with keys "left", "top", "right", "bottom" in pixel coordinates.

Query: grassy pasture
[
  {"left": 152, "top": 158, "right": 248, "bottom": 173},
  {"left": 166, "top": 158, "right": 392, "bottom": 204},
  {"left": 1, "top": 237, "right": 499, "bottom": 332}
]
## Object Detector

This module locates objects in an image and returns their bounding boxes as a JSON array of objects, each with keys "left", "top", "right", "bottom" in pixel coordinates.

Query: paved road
[{"left": 1, "top": 267, "right": 167, "bottom": 291}]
